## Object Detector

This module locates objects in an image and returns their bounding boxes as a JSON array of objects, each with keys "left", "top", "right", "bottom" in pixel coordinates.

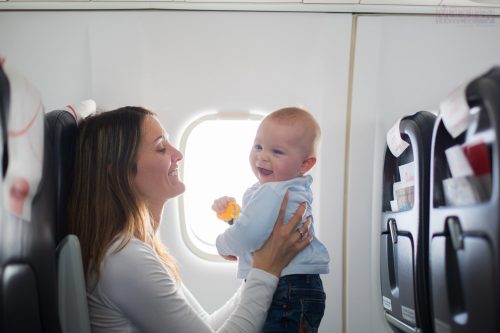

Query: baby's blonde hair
[{"left": 264, "top": 106, "right": 321, "bottom": 157}]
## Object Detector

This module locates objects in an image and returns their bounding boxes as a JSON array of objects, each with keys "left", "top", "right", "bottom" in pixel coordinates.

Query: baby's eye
[
  {"left": 272, "top": 149, "right": 284, "bottom": 155},
  {"left": 158, "top": 146, "right": 167, "bottom": 153},
  {"left": 254, "top": 144, "right": 262, "bottom": 150}
]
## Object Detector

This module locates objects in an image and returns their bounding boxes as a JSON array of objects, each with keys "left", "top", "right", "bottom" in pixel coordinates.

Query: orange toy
[{"left": 216, "top": 201, "right": 241, "bottom": 225}]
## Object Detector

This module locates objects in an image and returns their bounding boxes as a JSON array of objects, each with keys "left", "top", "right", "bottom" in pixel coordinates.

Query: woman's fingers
[
  {"left": 252, "top": 192, "right": 312, "bottom": 277},
  {"left": 294, "top": 217, "right": 313, "bottom": 250},
  {"left": 271, "top": 191, "right": 289, "bottom": 234},
  {"left": 295, "top": 218, "right": 311, "bottom": 239},
  {"left": 275, "top": 192, "right": 310, "bottom": 245},
  {"left": 287, "top": 202, "right": 306, "bottom": 231}
]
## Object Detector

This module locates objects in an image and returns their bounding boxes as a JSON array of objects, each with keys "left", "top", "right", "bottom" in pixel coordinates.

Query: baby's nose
[{"left": 258, "top": 151, "right": 270, "bottom": 161}]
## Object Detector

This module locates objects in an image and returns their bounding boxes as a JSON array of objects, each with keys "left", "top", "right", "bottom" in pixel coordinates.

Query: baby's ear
[{"left": 300, "top": 157, "right": 316, "bottom": 174}]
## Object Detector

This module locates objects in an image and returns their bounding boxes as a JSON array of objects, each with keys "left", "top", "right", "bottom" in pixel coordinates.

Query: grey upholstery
[
  {"left": 57, "top": 235, "right": 91, "bottom": 333},
  {"left": 0, "top": 63, "right": 91, "bottom": 333},
  {"left": 45, "top": 108, "right": 90, "bottom": 333},
  {"left": 0, "top": 63, "right": 61, "bottom": 333}
]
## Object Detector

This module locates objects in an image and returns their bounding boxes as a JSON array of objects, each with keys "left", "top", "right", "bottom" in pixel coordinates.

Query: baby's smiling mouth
[{"left": 258, "top": 167, "right": 273, "bottom": 176}]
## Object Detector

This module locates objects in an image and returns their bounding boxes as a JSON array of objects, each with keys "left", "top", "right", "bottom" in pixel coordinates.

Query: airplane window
[{"left": 179, "top": 112, "right": 263, "bottom": 260}]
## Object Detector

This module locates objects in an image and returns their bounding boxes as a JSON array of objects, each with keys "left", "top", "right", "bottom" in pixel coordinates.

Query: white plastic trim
[
  {"left": 1, "top": 2, "right": 500, "bottom": 13},
  {"left": 178, "top": 111, "right": 264, "bottom": 262}
]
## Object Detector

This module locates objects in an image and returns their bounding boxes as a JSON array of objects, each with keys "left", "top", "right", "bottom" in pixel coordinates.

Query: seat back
[
  {"left": 429, "top": 66, "right": 500, "bottom": 333},
  {"left": 0, "top": 63, "right": 61, "bottom": 333},
  {"left": 45, "top": 109, "right": 78, "bottom": 244},
  {"left": 0, "top": 59, "right": 8, "bottom": 177},
  {"left": 380, "top": 111, "right": 436, "bottom": 333},
  {"left": 57, "top": 235, "right": 91, "bottom": 333},
  {"left": 45, "top": 104, "right": 94, "bottom": 333},
  {"left": 0, "top": 59, "right": 93, "bottom": 332}
]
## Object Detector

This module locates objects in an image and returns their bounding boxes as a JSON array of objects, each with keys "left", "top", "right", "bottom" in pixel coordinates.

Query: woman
[{"left": 68, "top": 106, "right": 312, "bottom": 332}]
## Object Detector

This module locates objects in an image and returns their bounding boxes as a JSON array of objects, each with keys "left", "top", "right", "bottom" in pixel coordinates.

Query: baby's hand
[
  {"left": 212, "top": 196, "right": 236, "bottom": 214},
  {"left": 212, "top": 196, "right": 241, "bottom": 225}
]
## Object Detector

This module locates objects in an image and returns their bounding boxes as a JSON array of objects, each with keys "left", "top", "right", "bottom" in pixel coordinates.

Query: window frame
[{"left": 178, "top": 111, "right": 264, "bottom": 261}]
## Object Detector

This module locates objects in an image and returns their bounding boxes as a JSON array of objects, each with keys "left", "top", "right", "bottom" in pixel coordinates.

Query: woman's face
[{"left": 134, "top": 116, "right": 185, "bottom": 204}]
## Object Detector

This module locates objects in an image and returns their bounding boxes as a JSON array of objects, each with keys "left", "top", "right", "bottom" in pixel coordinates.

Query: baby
[{"left": 213, "top": 106, "right": 330, "bottom": 332}]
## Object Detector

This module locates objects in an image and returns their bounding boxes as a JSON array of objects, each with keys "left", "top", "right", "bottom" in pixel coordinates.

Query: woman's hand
[{"left": 252, "top": 192, "right": 312, "bottom": 277}]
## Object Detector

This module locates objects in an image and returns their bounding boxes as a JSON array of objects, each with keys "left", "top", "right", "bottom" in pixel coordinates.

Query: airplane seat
[
  {"left": 0, "top": 61, "right": 8, "bottom": 175},
  {"left": 429, "top": 66, "right": 500, "bottom": 333},
  {"left": 45, "top": 108, "right": 78, "bottom": 245},
  {"left": 380, "top": 111, "right": 436, "bottom": 333},
  {"left": 56, "top": 234, "right": 91, "bottom": 333},
  {"left": 1, "top": 59, "right": 92, "bottom": 332},
  {"left": 45, "top": 103, "right": 94, "bottom": 333},
  {"left": 0, "top": 62, "right": 61, "bottom": 332}
]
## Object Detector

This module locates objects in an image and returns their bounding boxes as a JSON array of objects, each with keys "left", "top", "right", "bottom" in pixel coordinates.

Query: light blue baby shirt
[{"left": 216, "top": 175, "right": 330, "bottom": 279}]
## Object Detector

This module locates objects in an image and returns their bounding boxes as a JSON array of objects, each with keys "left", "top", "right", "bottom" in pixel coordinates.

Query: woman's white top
[{"left": 86, "top": 238, "right": 278, "bottom": 333}]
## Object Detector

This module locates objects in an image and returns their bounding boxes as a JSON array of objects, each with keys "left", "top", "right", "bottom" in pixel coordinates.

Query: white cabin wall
[
  {"left": 133, "top": 13, "right": 353, "bottom": 333},
  {"left": 0, "top": 11, "right": 352, "bottom": 333},
  {"left": 2, "top": 9, "right": 500, "bottom": 333},
  {"left": 0, "top": 12, "right": 93, "bottom": 110},
  {"left": 348, "top": 14, "right": 500, "bottom": 333}
]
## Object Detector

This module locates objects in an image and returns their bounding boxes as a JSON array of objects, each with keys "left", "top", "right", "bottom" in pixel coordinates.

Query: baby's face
[{"left": 249, "top": 119, "right": 310, "bottom": 184}]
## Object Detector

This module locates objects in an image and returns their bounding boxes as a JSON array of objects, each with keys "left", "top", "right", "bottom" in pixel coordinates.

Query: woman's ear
[{"left": 300, "top": 157, "right": 316, "bottom": 175}]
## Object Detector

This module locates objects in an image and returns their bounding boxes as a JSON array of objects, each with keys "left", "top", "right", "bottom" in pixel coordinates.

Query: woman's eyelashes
[{"left": 155, "top": 135, "right": 169, "bottom": 153}]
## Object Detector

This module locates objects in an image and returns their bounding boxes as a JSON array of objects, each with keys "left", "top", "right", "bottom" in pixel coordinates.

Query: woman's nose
[{"left": 172, "top": 147, "right": 183, "bottom": 162}]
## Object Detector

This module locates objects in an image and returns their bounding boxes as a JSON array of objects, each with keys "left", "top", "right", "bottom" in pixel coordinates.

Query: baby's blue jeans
[{"left": 262, "top": 274, "right": 326, "bottom": 333}]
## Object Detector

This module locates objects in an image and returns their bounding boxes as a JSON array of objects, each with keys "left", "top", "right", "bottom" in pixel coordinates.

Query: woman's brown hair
[{"left": 68, "top": 106, "right": 179, "bottom": 282}]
